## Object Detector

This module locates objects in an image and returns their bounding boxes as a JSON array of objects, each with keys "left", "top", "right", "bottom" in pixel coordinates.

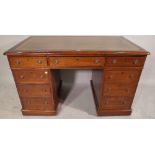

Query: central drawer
[{"left": 48, "top": 57, "right": 105, "bottom": 68}]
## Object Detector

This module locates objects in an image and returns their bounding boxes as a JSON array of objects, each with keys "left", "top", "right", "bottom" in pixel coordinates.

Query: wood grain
[
  {"left": 12, "top": 69, "right": 50, "bottom": 84},
  {"left": 17, "top": 84, "right": 51, "bottom": 97},
  {"left": 21, "top": 97, "right": 55, "bottom": 110},
  {"left": 105, "top": 56, "right": 146, "bottom": 67},
  {"left": 8, "top": 56, "right": 47, "bottom": 68},
  {"left": 48, "top": 57, "right": 105, "bottom": 68},
  {"left": 4, "top": 36, "right": 149, "bottom": 116}
]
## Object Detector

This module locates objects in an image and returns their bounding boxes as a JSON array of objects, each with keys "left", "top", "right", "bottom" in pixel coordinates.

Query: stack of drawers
[
  {"left": 97, "top": 56, "right": 146, "bottom": 115},
  {"left": 7, "top": 55, "right": 147, "bottom": 116},
  {"left": 8, "top": 56, "right": 57, "bottom": 115}
]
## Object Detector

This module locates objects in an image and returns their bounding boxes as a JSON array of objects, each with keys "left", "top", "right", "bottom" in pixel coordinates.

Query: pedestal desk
[{"left": 4, "top": 36, "right": 150, "bottom": 116}]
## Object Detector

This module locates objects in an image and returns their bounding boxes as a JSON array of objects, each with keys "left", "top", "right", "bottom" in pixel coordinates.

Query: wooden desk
[{"left": 4, "top": 36, "right": 150, "bottom": 116}]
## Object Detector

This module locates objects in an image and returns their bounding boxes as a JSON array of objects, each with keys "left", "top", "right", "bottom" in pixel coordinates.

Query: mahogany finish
[
  {"left": 21, "top": 97, "right": 55, "bottom": 110},
  {"left": 48, "top": 57, "right": 105, "bottom": 68},
  {"left": 105, "top": 56, "right": 146, "bottom": 67},
  {"left": 17, "top": 84, "right": 51, "bottom": 97},
  {"left": 4, "top": 36, "right": 149, "bottom": 116},
  {"left": 9, "top": 56, "right": 47, "bottom": 68},
  {"left": 12, "top": 69, "right": 50, "bottom": 84}
]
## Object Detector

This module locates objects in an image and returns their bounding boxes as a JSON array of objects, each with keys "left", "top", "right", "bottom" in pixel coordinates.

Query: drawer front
[
  {"left": 103, "top": 83, "right": 136, "bottom": 96},
  {"left": 100, "top": 97, "right": 132, "bottom": 109},
  {"left": 9, "top": 56, "right": 47, "bottom": 68},
  {"left": 12, "top": 69, "right": 50, "bottom": 84},
  {"left": 21, "top": 97, "right": 54, "bottom": 110},
  {"left": 49, "top": 57, "right": 105, "bottom": 68},
  {"left": 104, "top": 70, "right": 141, "bottom": 84},
  {"left": 105, "top": 56, "right": 146, "bottom": 67},
  {"left": 17, "top": 84, "right": 51, "bottom": 97}
]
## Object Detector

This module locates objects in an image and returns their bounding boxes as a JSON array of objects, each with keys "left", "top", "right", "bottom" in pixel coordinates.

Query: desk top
[{"left": 4, "top": 36, "right": 149, "bottom": 56}]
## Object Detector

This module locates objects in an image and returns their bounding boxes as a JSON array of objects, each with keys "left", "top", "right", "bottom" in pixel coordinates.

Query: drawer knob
[
  {"left": 53, "top": 59, "right": 59, "bottom": 64},
  {"left": 16, "top": 60, "right": 21, "bottom": 65},
  {"left": 134, "top": 59, "right": 139, "bottom": 64},
  {"left": 44, "top": 101, "right": 48, "bottom": 104},
  {"left": 112, "top": 59, "right": 117, "bottom": 64},
  {"left": 40, "top": 75, "right": 44, "bottom": 79},
  {"left": 37, "top": 60, "right": 43, "bottom": 64},
  {"left": 129, "top": 74, "right": 134, "bottom": 78},
  {"left": 109, "top": 75, "right": 113, "bottom": 79},
  {"left": 95, "top": 59, "right": 100, "bottom": 64},
  {"left": 107, "top": 88, "right": 111, "bottom": 92},
  {"left": 20, "top": 75, "right": 24, "bottom": 79}
]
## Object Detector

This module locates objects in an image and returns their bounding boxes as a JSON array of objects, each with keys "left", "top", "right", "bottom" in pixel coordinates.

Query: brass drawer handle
[
  {"left": 44, "top": 101, "right": 48, "bottom": 104},
  {"left": 27, "top": 101, "right": 31, "bottom": 104},
  {"left": 112, "top": 59, "right": 117, "bottom": 64},
  {"left": 129, "top": 74, "right": 134, "bottom": 78},
  {"left": 16, "top": 60, "right": 21, "bottom": 65},
  {"left": 43, "top": 89, "right": 47, "bottom": 92},
  {"left": 37, "top": 60, "right": 43, "bottom": 64},
  {"left": 134, "top": 59, "right": 139, "bottom": 64},
  {"left": 53, "top": 59, "right": 59, "bottom": 64},
  {"left": 40, "top": 75, "right": 44, "bottom": 79},
  {"left": 108, "top": 75, "right": 113, "bottom": 79},
  {"left": 20, "top": 75, "right": 24, "bottom": 79},
  {"left": 95, "top": 59, "right": 100, "bottom": 64},
  {"left": 107, "top": 88, "right": 111, "bottom": 92},
  {"left": 123, "top": 101, "right": 126, "bottom": 104}
]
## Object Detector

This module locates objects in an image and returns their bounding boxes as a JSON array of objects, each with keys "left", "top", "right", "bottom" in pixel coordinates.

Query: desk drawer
[
  {"left": 21, "top": 97, "right": 54, "bottom": 110},
  {"left": 100, "top": 97, "right": 132, "bottom": 109},
  {"left": 48, "top": 57, "right": 105, "bottom": 68},
  {"left": 105, "top": 56, "right": 146, "bottom": 67},
  {"left": 104, "top": 70, "right": 141, "bottom": 84},
  {"left": 9, "top": 56, "right": 47, "bottom": 68},
  {"left": 103, "top": 83, "right": 136, "bottom": 96},
  {"left": 12, "top": 69, "right": 49, "bottom": 84},
  {"left": 17, "top": 84, "right": 51, "bottom": 97}
]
